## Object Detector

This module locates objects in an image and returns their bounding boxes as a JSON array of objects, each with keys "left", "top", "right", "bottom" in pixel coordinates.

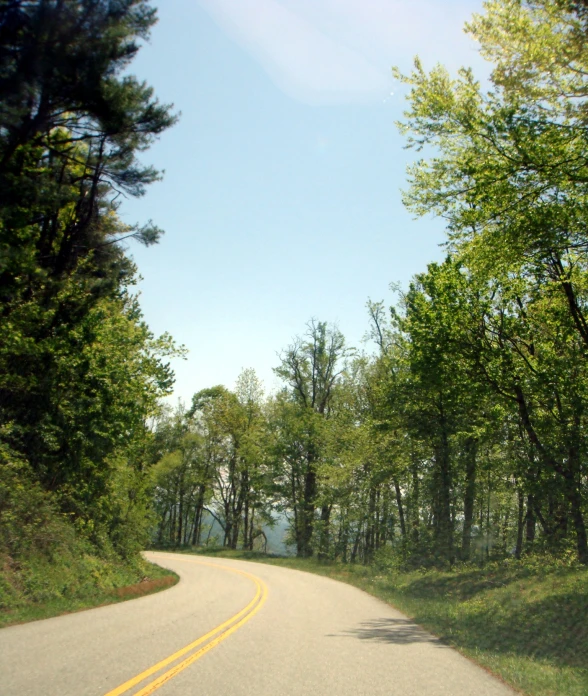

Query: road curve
[{"left": 0, "top": 552, "right": 516, "bottom": 695}]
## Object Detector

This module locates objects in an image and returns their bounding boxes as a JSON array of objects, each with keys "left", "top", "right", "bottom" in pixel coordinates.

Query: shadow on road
[{"left": 327, "top": 618, "right": 449, "bottom": 647}]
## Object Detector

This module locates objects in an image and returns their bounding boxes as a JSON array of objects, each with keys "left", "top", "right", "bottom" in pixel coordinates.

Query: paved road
[{"left": 0, "top": 552, "right": 516, "bottom": 695}]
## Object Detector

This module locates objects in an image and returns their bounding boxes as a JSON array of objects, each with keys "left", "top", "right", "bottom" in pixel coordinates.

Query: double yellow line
[{"left": 104, "top": 555, "right": 268, "bottom": 696}]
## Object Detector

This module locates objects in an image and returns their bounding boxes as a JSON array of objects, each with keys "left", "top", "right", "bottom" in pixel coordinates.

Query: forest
[
  {"left": 153, "top": 0, "right": 588, "bottom": 568},
  {"left": 1, "top": 0, "right": 588, "bottom": 622}
]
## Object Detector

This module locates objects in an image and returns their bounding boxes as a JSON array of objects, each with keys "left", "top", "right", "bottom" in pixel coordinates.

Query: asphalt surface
[{"left": 0, "top": 552, "right": 517, "bottom": 695}]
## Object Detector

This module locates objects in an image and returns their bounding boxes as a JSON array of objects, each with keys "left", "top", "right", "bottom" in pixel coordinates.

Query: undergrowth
[
  {"left": 0, "top": 553, "right": 176, "bottom": 627},
  {"left": 0, "top": 460, "right": 178, "bottom": 628}
]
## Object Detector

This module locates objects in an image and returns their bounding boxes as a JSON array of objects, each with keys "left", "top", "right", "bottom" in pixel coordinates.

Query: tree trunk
[
  {"left": 515, "top": 486, "right": 525, "bottom": 559},
  {"left": 318, "top": 504, "right": 331, "bottom": 560},
  {"left": 486, "top": 474, "right": 491, "bottom": 560},
  {"left": 170, "top": 504, "right": 176, "bottom": 545},
  {"left": 243, "top": 498, "right": 250, "bottom": 550},
  {"left": 247, "top": 509, "right": 255, "bottom": 551},
  {"left": 183, "top": 504, "right": 191, "bottom": 545},
  {"left": 394, "top": 479, "right": 406, "bottom": 538},
  {"left": 223, "top": 505, "right": 232, "bottom": 547},
  {"left": 176, "top": 499, "right": 183, "bottom": 547},
  {"left": 563, "top": 470, "right": 588, "bottom": 564},
  {"left": 379, "top": 487, "right": 390, "bottom": 548},
  {"left": 461, "top": 437, "right": 477, "bottom": 561},
  {"left": 158, "top": 508, "right": 168, "bottom": 546},
  {"left": 192, "top": 488, "right": 205, "bottom": 546},
  {"left": 375, "top": 487, "right": 381, "bottom": 550},
  {"left": 298, "top": 466, "right": 316, "bottom": 557},
  {"left": 339, "top": 513, "right": 349, "bottom": 563},
  {"left": 365, "top": 486, "right": 377, "bottom": 564},
  {"left": 434, "top": 429, "right": 454, "bottom": 564},
  {"left": 350, "top": 524, "right": 362, "bottom": 563},
  {"left": 411, "top": 463, "right": 420, "bottom": 545},
  {"left": 525, "top": 495, "right": 536, "bottom": 544},
  {"left": 515, "top": 383, "right": 586, "bottom": 563},
  {"left": 230, "top": 518, "right": 240, "bottom": 549}
]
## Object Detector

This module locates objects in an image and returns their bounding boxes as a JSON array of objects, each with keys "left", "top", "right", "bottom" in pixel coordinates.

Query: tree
[
  {"left": 273, "top": 320, "right": 349, "bottom": 556},
  {"left": 235, "top": 369, "right": 272, "bottom": 551},
  {"left": 393, "top": 0, "right": 588, "bottom": 564},
  {"left": 394, "top": 0, "right": 588, "bottom": 353},
  {"left": 150, "top": 402, "right": 217, "bottom": 548},
  {"left": 182, "top": 373, "right": 273, "bottom": 551},
  {"left": 0, "top": 1, "right": 179, "bottom": 561}
]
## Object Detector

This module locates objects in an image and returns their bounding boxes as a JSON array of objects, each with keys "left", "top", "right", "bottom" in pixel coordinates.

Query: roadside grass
[
  {"left": 0, "top": 555, "right": 178, "bottom": 628},
  {"left": 162, "top": 546, "right": 588, "bottom": 696}
]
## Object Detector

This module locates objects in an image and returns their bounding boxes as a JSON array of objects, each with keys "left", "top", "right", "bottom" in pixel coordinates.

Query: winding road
[{"left": 0, "top": 552, "right": 516, "bottom": 695}]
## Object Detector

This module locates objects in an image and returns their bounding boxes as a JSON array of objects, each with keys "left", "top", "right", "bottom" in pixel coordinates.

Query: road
[{"left": 0, "top": 552, "right": 516, "bottom": 695}]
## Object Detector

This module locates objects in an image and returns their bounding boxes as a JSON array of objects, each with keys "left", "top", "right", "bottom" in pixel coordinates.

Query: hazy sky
[{"left": 121, "top": 0, "right": 488, "bottom": 403}]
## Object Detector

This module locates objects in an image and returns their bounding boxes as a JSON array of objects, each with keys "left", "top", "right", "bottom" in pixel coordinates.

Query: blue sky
[{"left": 121, "top": 0, "right": 488, "bottom": 403}]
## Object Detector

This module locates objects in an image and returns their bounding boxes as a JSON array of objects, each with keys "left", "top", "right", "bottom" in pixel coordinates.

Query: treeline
[
  {"left": 152, "top": 372, "right": 273, "bottom": 551},
  {"left": 155, "top": 0, "right": 588, "bottom": 566},
  {"left": 2, "top": 0, "right": 587, "bottom": 576},
  {"left": 0, "top": 0, "right": 180, "bottom": 582}
]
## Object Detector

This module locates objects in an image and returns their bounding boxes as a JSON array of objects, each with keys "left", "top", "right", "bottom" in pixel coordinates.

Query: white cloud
[{"left": 196, "top": 0, "right": 486, "bottom": 104}]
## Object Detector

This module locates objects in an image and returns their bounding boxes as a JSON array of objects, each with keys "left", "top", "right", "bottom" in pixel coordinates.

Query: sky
[{"left": 120, "top": 0, "right": 488, "bottom": 404}]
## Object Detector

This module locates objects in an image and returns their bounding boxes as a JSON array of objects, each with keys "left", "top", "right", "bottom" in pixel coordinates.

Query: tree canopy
[
  {"left": 152, "top": 0, "right": 588, "bottom": 567},
  {"left": 0, "top": 0, "right": 180, "bottom": 564}
]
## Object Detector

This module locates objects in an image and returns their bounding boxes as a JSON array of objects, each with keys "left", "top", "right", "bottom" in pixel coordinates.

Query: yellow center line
[{"left": 103, "top": 555, "right": 268, "bottom": 696}]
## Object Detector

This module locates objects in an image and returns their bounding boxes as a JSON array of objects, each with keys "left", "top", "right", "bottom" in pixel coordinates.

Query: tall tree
[
  {"left": 0, "top": 1, "right": 179, "bottom": 559},
  {"left": 393, "top": 0, "right": 588, "bottom": 564},
  {"left": 273, "top": 320, "right": 349, "bottom": 556}
]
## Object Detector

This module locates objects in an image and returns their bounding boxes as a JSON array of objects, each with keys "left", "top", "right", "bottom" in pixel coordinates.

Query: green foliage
[
  {"left": 151, "top": 370, "right": 274, "bottom": 552},
  {"left": 0, "top": 442, "right": 177, "bottom": 625},
  {"left": 0, "top": 443, "right": 62, "bottom": 559},
  {"left": 389, "top": 0, "right": 588, "bottom": 565},
  {"left": 0, "top": 0, "right": 181, "bottom": 617},
  {"left": 0, "top": 546, "right": 177, "bottom": 627},
  {"left": 160, "top": 1, "right": 588, "bottom": 572},
  {"left": 142, "top": 2, "right": 588, "bottom": 688}
]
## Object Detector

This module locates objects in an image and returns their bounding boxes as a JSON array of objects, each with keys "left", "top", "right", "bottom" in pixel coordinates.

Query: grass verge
[
  {"left": 0, "top": 556, "right": 178, "bottom": 628},
  {"left": 160, "top": 546, "right": 587, "bottom": 696}
]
